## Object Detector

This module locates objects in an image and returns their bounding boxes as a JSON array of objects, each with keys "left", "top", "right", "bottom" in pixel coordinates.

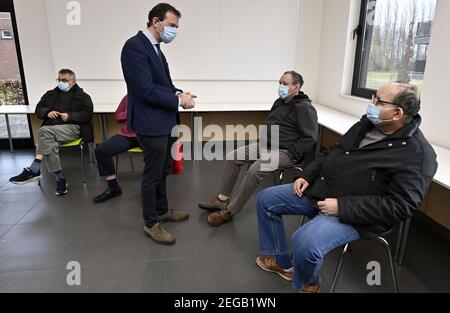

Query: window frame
[
  {"left": 351, "top": 0, "right": 376, "bottom": 99},
  {"left": 0, "top": 0, "right": 33, "bottom": 149}
]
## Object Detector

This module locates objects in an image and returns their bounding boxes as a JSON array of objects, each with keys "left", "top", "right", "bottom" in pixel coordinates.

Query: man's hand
[
  {"left": 47, "top": 111, "right": 60, "bottom": 120},
  {"left": 293, "top": 178, "right": 309, "bottom": 197},
  {"left": 318, "top": 198, "right": 339, "bottom": 217},
  {"left": 180, "top": 92, "right": 197, "bottom": 110},
  {"left": 60, "top": 113, "right": 69, "bottom": 122}
]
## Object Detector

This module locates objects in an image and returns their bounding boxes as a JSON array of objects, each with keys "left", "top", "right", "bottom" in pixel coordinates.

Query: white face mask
[
  {"left": 58, "top": 81, "right": 71, "bottom": 92},
  {"left": 157, "top": 20, "right": 177, "bottom": 44},
  {"left": 278, "top": 85, "right": 290, "bottom": 99}
]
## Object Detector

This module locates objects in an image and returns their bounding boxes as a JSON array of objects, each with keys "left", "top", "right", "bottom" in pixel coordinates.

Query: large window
[
  {"left": 0, "top": 0, "right": 32, "bottom": 149},
  {"left": 352, "top": 0, "right": 437, "bottom": 98}
]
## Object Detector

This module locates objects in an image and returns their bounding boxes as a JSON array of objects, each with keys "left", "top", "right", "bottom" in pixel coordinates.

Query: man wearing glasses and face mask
[
  {"left": 9, "top": 69, "right": 93, "bottom": 196},
  {"left": 254, "top": 83, "right": 438, "bottom": 293}
]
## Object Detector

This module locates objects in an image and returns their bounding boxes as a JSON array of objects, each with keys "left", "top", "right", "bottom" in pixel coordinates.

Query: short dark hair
[
  {"left": 394, "top": 85, "right": 421, "bottom": 124},
  {"left": 147, "top": 3, "right": 181, "bottom": 27},
  {"left": 284, "top": 71, "right": 304, "bottom": 87},
  {"left": 58, "top": 69, "right": 76, "bottom": 80}
]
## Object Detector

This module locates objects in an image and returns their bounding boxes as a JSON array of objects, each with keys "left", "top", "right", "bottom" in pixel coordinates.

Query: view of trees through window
[
  {"left": 0, "top": 11, "right": 29, "bottom": 139},
  {"left": 358, "top": 0, "right": 437, "bottom": 93}
]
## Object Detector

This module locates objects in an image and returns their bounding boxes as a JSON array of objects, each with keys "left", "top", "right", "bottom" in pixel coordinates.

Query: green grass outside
[{"left": 366, "top": 71, "right": 424, "bottom": 92}]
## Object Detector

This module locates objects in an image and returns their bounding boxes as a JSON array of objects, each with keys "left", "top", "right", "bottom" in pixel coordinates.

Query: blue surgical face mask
[
  {"left": 58, "top": 81, "right": 71, "bottom": 92},
  {"left": 158, "top": 21, "right": 177, "bottom": 44},
  {"left": 278, "top": 85, "right": 290, "bottom": 99},
  {"left": 367, "top": 104, "right": 396, "bottom": 125}
]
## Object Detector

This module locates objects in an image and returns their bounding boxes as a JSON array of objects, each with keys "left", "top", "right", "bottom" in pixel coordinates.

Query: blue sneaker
[
  {"left": 9, "top": 168, "right": 41, "bottom": 185},
  {"left": 56, "top": 178, "right": 68, "bottom": 196}
]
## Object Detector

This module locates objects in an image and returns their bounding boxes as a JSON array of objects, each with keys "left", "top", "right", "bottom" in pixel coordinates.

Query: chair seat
[
  {"left": 128, "top": 147, "right": 143, "bottom": 153},
  {"left": 277, "top": 163, "right": 304, "bottom": 172},
  {"left": 60, "top": 138, "right": 83, "bottom": 148}
]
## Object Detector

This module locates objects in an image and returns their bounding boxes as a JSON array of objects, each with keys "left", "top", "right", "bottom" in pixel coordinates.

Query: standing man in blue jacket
[{"left": 121, "top": 3, "right": 196, "bottom": 245}]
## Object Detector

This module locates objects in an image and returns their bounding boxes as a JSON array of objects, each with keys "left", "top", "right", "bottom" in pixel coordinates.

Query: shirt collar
[{"left": 143, "top": 29, "right": 159, "bottom": 46}]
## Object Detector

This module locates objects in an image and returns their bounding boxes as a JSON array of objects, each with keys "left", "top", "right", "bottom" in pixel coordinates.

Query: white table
[
  {"left": 0, "top": 105, "right": 34, "bottom": 152},
  {"left": 1, "top": 103, "right": 448, "bottom": 189}
]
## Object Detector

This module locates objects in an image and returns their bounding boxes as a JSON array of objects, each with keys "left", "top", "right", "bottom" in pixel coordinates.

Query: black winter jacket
[
  {"left": 264, "top": 92, "right": 318, "bottom": 162},
  {"left": 35, "top": 84, "right": 94, "bottom": 143},
  {"left": 299, "top": 115, "right": 438, "bottom": 239}
]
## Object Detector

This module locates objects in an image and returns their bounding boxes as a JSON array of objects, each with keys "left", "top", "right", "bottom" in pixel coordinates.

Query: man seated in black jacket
[
  {"left": 254, "top": 83, "right": 438, "bottom": 293},
  {"left": 9, "top": 69, "right": 94, "bottom": 196},
  {"left": 199, "top": 71, "right": 318, "bottom": 227}
]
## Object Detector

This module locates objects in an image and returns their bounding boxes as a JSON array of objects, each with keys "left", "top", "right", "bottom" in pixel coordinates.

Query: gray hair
[
  {"left": 284, "top": 71, "right": 304, "bottom": 87},
  {"left": 393, "top": 84, "right": 421, "bottom": 124}
]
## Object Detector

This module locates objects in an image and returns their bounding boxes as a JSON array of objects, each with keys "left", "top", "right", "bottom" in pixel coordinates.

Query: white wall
[
  {"left": 419, "top": 0, "right": 450, "bottom": 149},
  {"left": 16, "top": 0, "right": 447, "bottom": 149},
  {"left": 295, "top": 0, "right": 324, "bottom": 100},
  {"left": 13, "top": 0, "right": 323, "bottom": 110},
  {"left": 14, "top": 0, "right": 55, "bottom": 106},
  {"left": 315, "top": 0, "right": 450, "bottom": 149}
]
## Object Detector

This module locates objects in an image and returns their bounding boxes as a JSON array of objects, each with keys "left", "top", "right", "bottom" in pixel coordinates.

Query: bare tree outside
[{"left": 363, "top": 0, "right": 437, "bottom": 92}]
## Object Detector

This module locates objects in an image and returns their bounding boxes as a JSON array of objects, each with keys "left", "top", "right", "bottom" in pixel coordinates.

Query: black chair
[
  {"left": 395, "top": 217, "right": 413, "bottom": 266},
  {"left": 329, "top": 231, "right": 398, "bottom": 293},
  {"left": 273, "top": 163, "right": 304, "bottom": 186},
  {"left": 273, "top": 163, "right": 307, "bottom": 226}
]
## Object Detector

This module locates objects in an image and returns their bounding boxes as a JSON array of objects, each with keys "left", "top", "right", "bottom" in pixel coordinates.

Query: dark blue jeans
[
  {"left": 256, "top": 184, "right": 360, "bottom": 289},
  {"left": 95, "top": 134, "right": 139, "bottom": 177}
]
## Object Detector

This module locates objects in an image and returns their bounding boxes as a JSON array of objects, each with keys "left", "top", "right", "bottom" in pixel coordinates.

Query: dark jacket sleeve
[
  {"left": 288, "top": 104, "right": 318, "bottom": 162},
  {"left": 121, "top": 41, "right": 179, "bottom": 112},
  {"left": 68, "top": 94, "right": 94, "bottom": 124},
  {"left": 34, "top": 92, "right": 52, "bottom": 120},
  {"left": 298, "top": 148, "right": 330, "bottom": 184},
  {"left": 338, "top": 157, "right": 436, "bottom": 227}
]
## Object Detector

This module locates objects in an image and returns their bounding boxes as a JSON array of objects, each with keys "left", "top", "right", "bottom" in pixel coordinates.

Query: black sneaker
[
  {"left": 93, "top": 187, "right": 122, "bottom": 203},
  {"left": 56, "top": 178, "right": 68, "bottom": 196},
  {"left": 9, "top": 168, "right": 41, "bottom": 185}
]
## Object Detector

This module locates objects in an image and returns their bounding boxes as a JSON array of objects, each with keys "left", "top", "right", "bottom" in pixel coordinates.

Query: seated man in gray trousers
[
  {"left": 199, "top": 71, "right": 318, "bottom": 227},
  {"left": 9, "top": 69, "right": 94, "bottom": 196}
]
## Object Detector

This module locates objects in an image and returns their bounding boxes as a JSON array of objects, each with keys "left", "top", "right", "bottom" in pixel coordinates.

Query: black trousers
[
  {"left": 138, "top": 134, "right": 175, "bottom": 227},
  {"left": 95, "top": 134, "right": 139, "bottom": 177}
]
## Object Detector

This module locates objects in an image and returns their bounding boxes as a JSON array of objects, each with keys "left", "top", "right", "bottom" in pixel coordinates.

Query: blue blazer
[{"left": 121, "top": 31, "right": 181, "bottom": 136}]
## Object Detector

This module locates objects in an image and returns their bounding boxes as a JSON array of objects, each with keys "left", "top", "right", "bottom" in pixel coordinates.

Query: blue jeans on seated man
[{"left": 256, "top": 183, "right": 361, "bottom": 290}]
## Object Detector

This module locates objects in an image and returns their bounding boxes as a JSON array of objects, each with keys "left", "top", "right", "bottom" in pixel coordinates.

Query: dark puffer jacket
[{"left": 299, "top": 115, "right": 438, "bottom": 239}]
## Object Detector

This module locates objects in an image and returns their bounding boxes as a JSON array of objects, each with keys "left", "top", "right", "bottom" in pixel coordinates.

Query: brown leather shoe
[
  {"left": 158, "top": 209, "right": 189, "bottom": 223},
  {"left": 299, "top": 284, "right": 321, "bottom": 293},
  {"left": 207, "top": 208, "right": 233, "bottom": 226},
  {"left": 256, "top": 255, "right": 293, "bottom": 282},
  {"left": 198, "top": 196, "right": 229, "bottom": 212},
  {"left": 144, "top": 223, "right": 176, "bottom": 245}
]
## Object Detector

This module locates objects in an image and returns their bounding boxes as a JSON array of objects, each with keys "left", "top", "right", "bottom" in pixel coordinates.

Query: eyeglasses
[
  {"left": 371, "top": 95, "right": 397, "bottom": 106},
  {"left": 56, "top": 78, "right": 73, "bottom": 83}
]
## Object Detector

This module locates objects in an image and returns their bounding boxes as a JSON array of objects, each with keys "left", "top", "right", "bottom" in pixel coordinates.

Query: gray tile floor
[{"left": 0, "top": 148, "right": 449, "bottom": 293}]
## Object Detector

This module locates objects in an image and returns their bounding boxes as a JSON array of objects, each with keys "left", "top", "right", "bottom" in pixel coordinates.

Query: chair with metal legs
[
  {"left": 395, "top": 217, "right": 412, "bottom": 266},
  {"left": 274, "top": 163, "right": 307, "bottom": 226},
  {"left": 115, "top": 147, "right": 143, "bottom": 178},
  {"left": 329, "top": 232, "right": 398, "bottom": 293},
  {"left": 37, "top": 138, "right": 86, "bottom": 185},
  {"left": 60, "top": 138, "right": 86, "bottom": 184}
]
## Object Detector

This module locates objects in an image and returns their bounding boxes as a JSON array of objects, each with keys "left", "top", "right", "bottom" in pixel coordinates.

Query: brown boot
[
  {"left": 144, "top": 223, "right": 176, "bottom": 245},
  {"left": 207, "top": 208, "right": 233, "bottom": 227},
  {"left": 299, "top": 284, "right": 321, "bottom": 293},
  {"left": 198, "top": 196, "right": 229, "bottom": 212},
  {"left": 158, "top": 209, "right": 189, "bottom": 223},
  {"left": 256, "top": 256, "right": 293, "bottom": 282}
]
